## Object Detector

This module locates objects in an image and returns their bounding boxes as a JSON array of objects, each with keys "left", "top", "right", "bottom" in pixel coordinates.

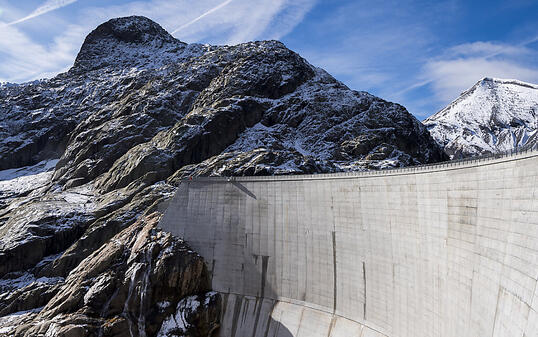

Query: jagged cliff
[{"left": 0, "top": 16, "right": 445, "bottom": 336}]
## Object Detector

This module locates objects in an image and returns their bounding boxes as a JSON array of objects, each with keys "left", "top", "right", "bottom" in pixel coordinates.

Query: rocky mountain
[
  {"left": 424, "top": 77, "right": 538, "bottom": 159},
  {"left": 0, "top": 16, "right": 444, "bottom": 336}
]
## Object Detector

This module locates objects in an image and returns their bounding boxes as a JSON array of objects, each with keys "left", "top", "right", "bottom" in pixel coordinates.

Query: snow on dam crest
[{"left": 159, "top": 149, "right": 538, "bottom": 337}]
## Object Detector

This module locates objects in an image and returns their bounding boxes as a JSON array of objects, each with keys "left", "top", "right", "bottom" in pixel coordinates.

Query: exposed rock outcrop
[{"left": 3, "top": 213, "right": 219, "bottom": 337}]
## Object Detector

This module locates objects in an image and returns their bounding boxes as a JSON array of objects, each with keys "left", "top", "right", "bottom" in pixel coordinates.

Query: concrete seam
[
  {"left": 263, "top": 300, "right": 277, "bottom": 337},
  {"left": 332, "top": 231, "right": 337, "bottom": 313},
  {"left": 363, "top": 261, "right": 367, "bottom": 321},
  {"left": 230, "top": 295, "right": 243, "bottom": 337},
  {"left": 251, "top": 296, "right": 263, "bottom": 337},
  {"left": 491, "top": 286, "right": 503, "bottom": 337}
]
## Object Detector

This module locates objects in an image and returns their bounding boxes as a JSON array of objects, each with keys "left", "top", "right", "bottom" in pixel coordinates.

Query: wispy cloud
[
  {"left": 447, "top": 41, "right": 530, "bottom": 58},
  {"left": 420, "top": 39, "right": 538, "bottom": 102},
  {"left": 0, "top": 23, "right": 86, "bottom": 82},
  {"left": 7, "top": 0, "right": 77, "bottom": 26},
  {"left": 425, "top": 58, "right": 538, "bottom": 101}
]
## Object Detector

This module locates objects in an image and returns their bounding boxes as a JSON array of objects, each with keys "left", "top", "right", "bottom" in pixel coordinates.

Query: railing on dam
[
  {"left": 159, "top": 145, "right": 538, "bottom": 337},
  {"left": 408, "top": 141, "right": 538, "bottom": 171}
]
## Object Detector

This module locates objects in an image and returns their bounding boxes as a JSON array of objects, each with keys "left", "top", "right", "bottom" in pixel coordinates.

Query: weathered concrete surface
[{"left": 159, "top": 149, "right": 538, "bottom": 337}]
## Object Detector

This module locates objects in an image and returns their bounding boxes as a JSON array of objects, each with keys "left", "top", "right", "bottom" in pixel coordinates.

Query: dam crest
[{"left": 159, "top": 147, "right": 538, "bottom": 337}]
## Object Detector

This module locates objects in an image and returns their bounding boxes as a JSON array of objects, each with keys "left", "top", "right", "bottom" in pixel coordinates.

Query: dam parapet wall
[{"left": 159, "top": 147, "right": 538, "bottom": 337}]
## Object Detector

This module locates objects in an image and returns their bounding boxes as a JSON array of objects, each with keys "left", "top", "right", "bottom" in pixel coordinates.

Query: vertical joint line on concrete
[
  {"left": 332, "top": 231, "right": 337, "bottom": 313},
  {"left": 363, "top": 261, "right": 367, "bottom": 321},
  {"left": 491, "top": 286, "right": 503, "bottom": 337},
  {"left": 261, "top": 256, "right": 269, "bottom": 298},
  {"left": 230, "top": 295, "right": 243, "bottom": 337}
]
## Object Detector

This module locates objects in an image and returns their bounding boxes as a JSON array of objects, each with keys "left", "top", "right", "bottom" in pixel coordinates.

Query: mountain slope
[
  {"left": 0, "top": 16, "right": 444, "bottom": 336},
  {"left": 424, "top": 77, "right": 538, "bottom": 159}
]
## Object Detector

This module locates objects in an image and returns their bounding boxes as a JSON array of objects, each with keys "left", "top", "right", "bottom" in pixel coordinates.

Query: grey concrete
[{"left": 159, "top": 149, "right": 538, "bottom": 337}]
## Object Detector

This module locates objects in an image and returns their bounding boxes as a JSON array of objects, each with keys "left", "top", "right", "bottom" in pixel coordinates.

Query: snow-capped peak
[{"left": 424, "top": 77, "right": 538, "bottom": 159}]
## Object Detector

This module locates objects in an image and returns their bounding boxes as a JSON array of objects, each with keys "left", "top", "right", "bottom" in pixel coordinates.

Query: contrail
[
  {"left": 171, "top": 0, "right": 233, "bottom": 34},
  {"left": 7, "top": 0, "right": 77, "bottom": 26}
]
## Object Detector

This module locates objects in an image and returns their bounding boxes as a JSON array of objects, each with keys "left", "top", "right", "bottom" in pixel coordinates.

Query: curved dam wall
[{"left": 159, "top": 149, "right": 538, "bottom": 337}]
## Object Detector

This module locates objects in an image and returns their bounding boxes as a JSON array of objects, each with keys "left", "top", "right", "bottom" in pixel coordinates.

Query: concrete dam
[{"left": 159, "top": 149, "right": 538, "bottom": 337}]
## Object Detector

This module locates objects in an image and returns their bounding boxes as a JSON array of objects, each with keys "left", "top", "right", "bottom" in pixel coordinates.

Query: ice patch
[
  {"left": 0, "top": 158, "right": 58, "bottom": 181},
  {"left": 157, "top": 295, "right": 202, "bottom": 336},
  {"left": 0, "top": 159, "right": 58, "bottom": 201},
  {"left": 0, "top": 268, "right": 64, "bottom": 293},
  {"left": 0, "top": 306, "right": 43, "bottom": 334}
]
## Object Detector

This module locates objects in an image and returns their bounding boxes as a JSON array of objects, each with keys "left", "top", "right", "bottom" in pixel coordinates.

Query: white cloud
[
  {"left": 7, "top": 0, "right": 77, "bottom": 26},
  {"left": 251, "top": 0, "right": 316, "bottom": 42},
  {"left": 421, "top": 40, "right": 538, "bottom": 102},
  {"left": 446, "top": 41, "right": 531, "bottom": 58},
  {"left": 0, "top": 23, "right": 86, "bottom": 82},
  {"left": 426, "top": 58, "right": 538, "bottom": 101}
]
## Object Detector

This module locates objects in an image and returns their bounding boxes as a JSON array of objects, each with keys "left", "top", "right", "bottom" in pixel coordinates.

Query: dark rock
[
  {"left": 0, "top": 281, "right": 63, "bottom": 316},
  {"left": 157, "top": 292, "right": 221, "bottom": 337},
  {"left": 16, "top": 213, "right": 213, "bottom": 337}
]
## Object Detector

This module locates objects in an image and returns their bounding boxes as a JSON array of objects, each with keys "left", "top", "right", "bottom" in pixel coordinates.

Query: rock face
[
  {"left": 0, "top": 16, "right": 444, "bottom": 336},
  {"left": 424, "top": 77, "right": 538, "bottom": 159},
  {"left": 2, "top": 213, "right": 219, "bottom": 337}
]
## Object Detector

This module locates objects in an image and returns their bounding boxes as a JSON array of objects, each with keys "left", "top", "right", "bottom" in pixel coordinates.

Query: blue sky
[{"left": 0, "top": 0, "right": 537, "bottom": 119}]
